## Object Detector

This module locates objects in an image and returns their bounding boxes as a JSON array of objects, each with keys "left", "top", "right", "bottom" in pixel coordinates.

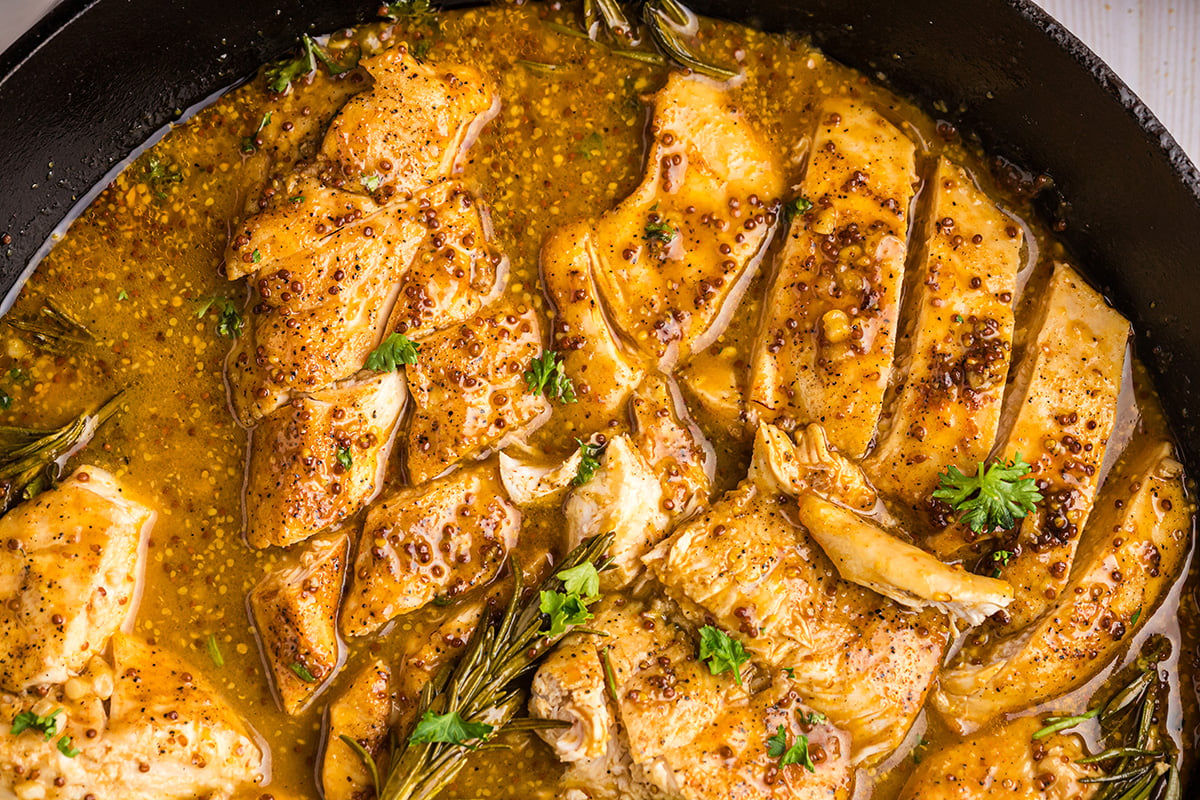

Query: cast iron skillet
[{"left": 0, "top": 0, "right": 1198, "bottom": 778}]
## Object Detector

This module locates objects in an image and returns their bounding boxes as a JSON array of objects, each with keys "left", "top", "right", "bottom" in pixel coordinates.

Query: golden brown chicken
[
  {"left": 864, "top": 157, "right": 1022, "bottom": 511},
  {"left": 630, "top": 373, "right": 715, "bottom": 523},
  {"left": 248, "top": 534, "right": 349, "bottom": 714},
  {"left": 935, "top": 438, "right": 1191, "bottom": 732},
  {"left": 749, "top": 98, "right": 919, "bottom": 458},
  {"left": 341, "top": 460, "right": 520, "bottom": 637},
  {"left": 0, "top": 467, "right": 154, "bottom": 692},
  {"left": 322, "top": 659, "right": 392, "bottom": 800}
]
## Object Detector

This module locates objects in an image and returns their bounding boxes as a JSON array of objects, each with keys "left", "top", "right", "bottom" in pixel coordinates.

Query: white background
[{"left": 0, "top": 0, "right": 1197, "bottom": 163}]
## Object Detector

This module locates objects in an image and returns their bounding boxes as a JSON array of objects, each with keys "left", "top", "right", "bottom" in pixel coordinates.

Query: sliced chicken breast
[
  {"left": 749, "top": 99, "right": 919, "bottom": 458},
  {"left": 630, "top": 373, "right": 715, "bottom": 523},
  {"left": 0, "top": 467, "right": 154, "bottom": 692},
  {"left": 322, "top": 659, "right": 392, "bottom": 800}
]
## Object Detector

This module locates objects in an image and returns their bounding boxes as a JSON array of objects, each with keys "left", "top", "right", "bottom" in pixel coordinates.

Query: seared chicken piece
[
  {"left": 749, "top": 99, "right": 919, "bottom": 458},
  {"left": 898, "top": 716, "right": 1100, "bottom": 800},
  {"left": 322, "top": 659, "right": 392, "bottom": 800},
  {"left": 541, "top": 221, "right": 646, "bottom": 428},
  {"left": 245, "top": 370, "right": 405, "bottom": 549},
  {"left": 226, "top": 205, "right": 424, "bottom": 424},
  {"left": 750, "top": 423, "right": 876, "bottom": 512},
  {"left": 932, "top": 264, "right": 1129, "bottom": 630},
  {"left": 319, "top": 45, "right": 498, "bottom": 198},
  {"left": 499, "top": 445, "right": 586, "bottom": 505},
  {"left": 0, "top": 467, "right": 154, "bottom": 692},
  {"left": 341, "top": 461, "right": 520, "bottom": 636},
  {"left": 678, "top": 344, "right": 750, "bottom": 438},
  {"left": 384, "top": 183, "right": 508, "bottom": 339},
  {"left": 935, "top": 439, "right": 1190, "bottom": 732},
  {"left": 105, "top": 633, "right": 267, "bottom": 798},
  {"left": 864, "top": 158, "right": 1022, "bottom": 510},
  {"left": 529, "top": 632, "right": 613, "bottom": 763},
  {"left": 248, "top": 534, "right": 349, "bottom": 714},
  {"left": 404, "top": 303, "right": 551, "bottom": 484},
  {"left": 643, "top": 446, "right": 948, "bottom": 764},
  {"left": 544, "top": 73, "right": 783, "bottom": 386},
  {"left": 565, "top": 435, "right": 669, "bottom": 589},
  {"left": 535, "top": 597, "right": 854, "bottom": 800},
  {"left": 630, "top": 373, "right": 715, "bottom": 522},
  {"left": 794, "top": 494, "right": 1013, "bottom": 627}
]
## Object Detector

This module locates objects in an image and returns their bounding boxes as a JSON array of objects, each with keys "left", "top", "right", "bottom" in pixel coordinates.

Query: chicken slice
[
  {"left": 794, "top": 494, "right": 1013, "bottom": 627},
  {"left": 392, "top": 600, "right": 486, "bottom": 730},
  {"left": 563, "top": 74, "right": 784, "bottom": 374},
  {"left": 105, "top": 633, "right": 268, "bottom": 798},
  {"left": 499, "top": 445, "right": 585, "bottom": 506},
  {"left": 931, "top": 264, "right": 1130, "bottom": 630},
  {"left": 750, "top": 423, "right": 876, "bottom": 512},
  {"left": 341, "top": 460, "right": 520, "bottom": 636},
  {"left": 248, "top": 534, "right": 349, "bottom": 715},
  {"left": 320, "top": 45, "right": 498, "bottom": 198},
  {"left": 677, "top": 344, "right": 749, "bottom": 438},
  {"left": 934, "top": 439, "right": 1191, "bottom": 732},
  {"left": 565, "top": 434, "right": 669, "bottom": 589},
  {"left": 863, "top": 158, "right": 1022, "bottom": 511},
  {"left": 630, "top": 373, "right": 715, "bottom": 522},
  {"left": 643, "top": 464, "right": 948, "bottom": 764},
  {"left": 322, "top": 659, "right": 392, "bottom": 800},
  {"left": 226, "top": 206, "right": 423, "bottom": 424},
  {"left": 383, "top": 182, "right": 508, "bottom": 340},
  {"left": 404, "top": 303, "right": 551, "bottom": 485},
  {"left": 749, "top": 99, "right": 919, "bottom": 458},
  {"left": 898, "top": 716, "right": 1100, "bottom": 800},
  {"left": 0, "top": 467, "right": 154, "bottom": 692},
  {"left": 541, "top": 220, "right": 646, "bottom": 430},
  {"left": 245, "top": 370, "right": 405, "bottom": 549},
  {"left": 529, "top": 631, "right": 613, "bottom": 763}
]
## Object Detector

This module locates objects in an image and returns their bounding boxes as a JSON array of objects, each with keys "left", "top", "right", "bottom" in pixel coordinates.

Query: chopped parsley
[
  {"left": 206, "top": 633, "right": 224, "bottom": 668},
  {"left": 289, "top": 662, "right": 317, "bottom": 683},
  {"left": 782, "top": 667, "right": 796, "bottom": 679},
  {"left": 252, "top": 248, "right": 262, "bottom": 264},
  {"left": 365, "top": 332, "right": 420, "bottom": 372},
  {"left": 381, "top": 0, "right": 440, "bottom": 30},
  {"left": 804, "top": 711, "right": 826, "bottom": 725},
  {"left": 144, "top": 156, "right": 183, "bottom": 198},
  {"left": 643, "top": 216, "right": 677, "bottom": 245},
  {"left": 579, "top": 131, "right": 605, "bottom": 160},
  {"left": 698, "top": 625, "right": 750, "bottom": 686},
  {"left": 56, "top": 735, "right": 80, "bottom": 758},
  {"left": 241, "top": 112, "right": 272, "bottom": 154},
  {"left": 10, "top": 708, "right": 62, "bottom": 740},
  {"left": 1131, "top": 606, "right": 1143, "bottom": 626},
  {"left": 117, "top": 288, "right": 130, "bottom": 301},
  {"left": 784, "top": 196, "right": 813, "bottom": 223},
  {"left": 336, "top": 446, "right": 353, "bottom": 470},
  {"left": 766, "top": 725, "right": 816, "bottom": 772},
  {"left": 990, "top": 549, "right": 1013, "bottom": 577},
  {"left": 539, "top": 562, "right": 601, "bottom": 637},
  {"left": 573, "top": 439, "right": 605, "bottom": 486},
  {"left": 361, "top": 174, "right": 382, "bottom": 193},
  {"left": 932, "top": 454, "right": 1043, "bottom": 534},
  {"left": 265, "top": 35, "right": 316, "bottom": 93},
  {"left": 953, "top": 313, "right": 965, "bottom": 323},
  {"left": 409, "top": 710, "right": 493, "bottom": 748},
  {"left": 289, "top": 195, "right": 306, "bottom": 204},
  {"left": 523, "top": 351, "right": 576, "bottom": 403},
  {"left": 195, "top": 297, "right": 244, "bottom": 339}
]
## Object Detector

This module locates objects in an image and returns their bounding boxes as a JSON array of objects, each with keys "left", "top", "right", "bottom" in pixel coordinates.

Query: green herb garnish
[
  {"left": 241, "top": 112, "right": 272, "bottom": 154},
  {"left": 539, "top": 563, "right": 601, "bottom": 638},
  {"left": 206, "top": 633, "right": 224, "bottom": 668},
  {"left": 362, "top": 174, "right": 382, "bottom": 193},
  {"left": 579, "top": 132, "right": 605, "bottom": 160},
  {"left": 289, "top": 662, "right": 317, "bottom": 683},
  {"left": 336, "top": 446, "right": 353, "bottom": 470},
  {"left": 932, "top": 454, "right": 1043, "bottom": 534},
  {"left": 10, "top": 708, "right": 62, "bottom": 740},
  {"left": 365, "top": 333, "right": 420, "bottom": 372},
  {"left": 766, "top": 725, "right": 816, "bottom": 772},
  {"left": 56, "top": 735, "right": 80, "bottom": 758},
  {"left": 0, "top": 390, "right": 11, "bottom": 411},
  {"left": 409, "top": 710, "right": 494, "bottom": 749},
  {"left": 643, "top": 216, "right": 676, "bottom": 245},
  {"left": 573, "top": 440, "right": 604, "bottom": 486},
  {"left": 381, "top": 0, "right": 440, "bottom": 30},
  {"left": 117, "top": 289, "right": 130, "bottom": 301},
  {"left": 265, "top": 34, "right": 350, "bottom": 93},
  {"left": 523, "top": 351, "right": 576, "bottom": 403},
  {"left": 698, "top": 625, "right": 750, "bottom": 686},
  {"left": 195, "top": 297, "right": 244, "bottom": 339},
  {"left": 784, "top": 196, "right": 813, "bottom": 223}
]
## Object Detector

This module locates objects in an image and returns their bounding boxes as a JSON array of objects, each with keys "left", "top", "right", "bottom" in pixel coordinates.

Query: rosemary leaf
[
  {"left": 6, "top": 299, "right": 94, "bottom": 355},
  {"left": 641, "top": 1, "right": 737, "bottom": 81}
]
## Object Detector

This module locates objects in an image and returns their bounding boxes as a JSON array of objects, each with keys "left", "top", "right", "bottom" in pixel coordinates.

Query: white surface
[{"left": 0, "top": 0, "right": 1196, "bottom": 163}]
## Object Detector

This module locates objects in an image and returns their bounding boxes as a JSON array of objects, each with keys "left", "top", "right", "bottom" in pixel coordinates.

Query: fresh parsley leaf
[
  {"left": 289, "top": 195, "right": 306, "bottom": 204},
  {"left": 782, "top": 667, "right": 796, "bottom": 679},
  {"left": 241, "top": 112, "right": 272, "bottom": 154},
  {"left": 992, "top": 550, "right": 1012, "bottom": 565},
  {"left": 365, "top": 333, "right": 420, "bottom": 372},
  {"left": 56, "top": 735, "right": 80, "bottom": 758},
  {"left": 10, "top": 708, "right": 62, "bottom": 740},
  {"left": 953, "top": 313, "right": 965, "bottom": 323},
  {"left": 523, "top": 351, "right": 576, "bottom": 403},
  {"left": 289, "top": 662, "right": 317, "bottom": 683},
  {"left": 196, "top": 297, "right": 244, "bottom": 339},
  {"left": 362, "top": 174, "right": 382, "bottom": 193},
  {"left": 579, "top": 131, "right": 604, "bottom": 160},
  {"left": 308, "top": 35, "right": 358, "bottom": 76},
  {"left": 409, "top": 710, "right": 493, "bottom": 748},
  {"left": 766, "top": 725, "right": 816, "bottom": 772},
  {"left": 804, "top": 711, "right": 826, "bottom": 725},
  {"left": 336, "top": 446, "right": 353, "bottom": 470},
  {"left": 117, "top": 289, "right": 130, "bottom": 301},
  {"left": 0, "top": 389, "right": 11, "bottom": 411},
  {"left": 265, "top": 36, "right": 317, "bottom": 94},
  {"left": 573, "top": 439, "right": 604, "bottom": 486},
  {"left": 556, "top": 562, "right": 600, "bottom": 601},
  {"left": 382, "top": 0, "right": 440, "bottom": 31},
  {"left": 932, "top": 454, "right": 1043, "bottom": 534},
  {"left": 784, "top": 196, "right": 813, "bottom": 223},
  {"left": 1131, "top": 606, "right": 1142, "bottom": 626},
  {"left": 539, "top": 590, "right": 593, "bottom": 638},
  {"left": 206, "top": 633, "right": 224, "bottom": 668},
  {"left": 643, "top": 216, "right": 676, "bottom": 245},
  {"left": 252, "top": 248, "right": 262, "bottom": 264},
  {"left": 698, "top": 625, "right": 750, "bottom": 686}
]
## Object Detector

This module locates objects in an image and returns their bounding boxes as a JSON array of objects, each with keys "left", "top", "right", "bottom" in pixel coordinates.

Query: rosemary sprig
[
  {"left": 0, "top": 392, "right": 123, "bottom": 512},
  {"left": 376, "top": 533, "right": 614, "bottom": 800},
  {"left": 1032, "top": 638, "right": 1179, "bottom": 800},
  {"left": 642, "top": 0, "right": 738, "bottom": 81},
  {"left": 578, "top": 0, "right": 737, "bottom": 81},
  {"left": 5, "top": 299, "right": 94, "bottom": 355}
]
